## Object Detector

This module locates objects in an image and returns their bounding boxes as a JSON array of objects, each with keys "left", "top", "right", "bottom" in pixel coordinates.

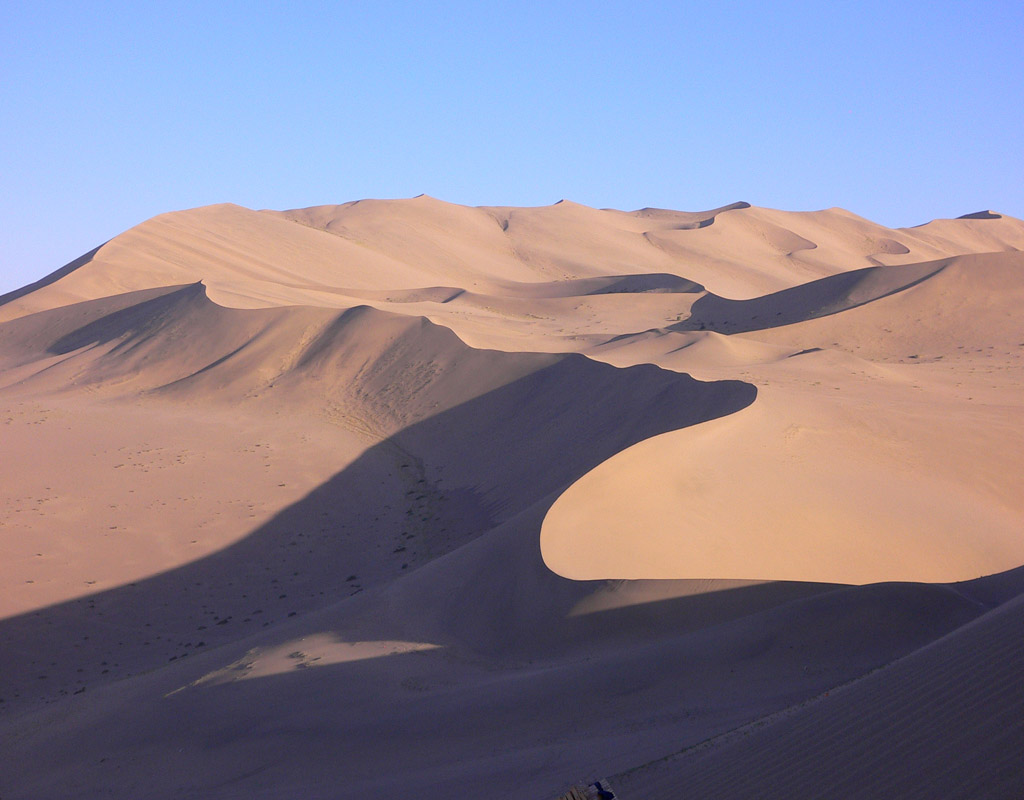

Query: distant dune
[{"left": 1, "top": 198, "right": 1022, "bottom": 799}]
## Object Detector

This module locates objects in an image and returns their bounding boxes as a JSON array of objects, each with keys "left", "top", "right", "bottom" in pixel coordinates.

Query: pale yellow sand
[{"left": 1, "top": 199, "right": 1021, "bottom": 799}]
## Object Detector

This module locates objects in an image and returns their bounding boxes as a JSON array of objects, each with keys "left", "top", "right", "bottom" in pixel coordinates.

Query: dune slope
[
  {"left": 1, "top": 198, "right": 1022, "bottom": 799},
  {"left": 612, "top": 578, "right": 1024, "bottom": 800}
]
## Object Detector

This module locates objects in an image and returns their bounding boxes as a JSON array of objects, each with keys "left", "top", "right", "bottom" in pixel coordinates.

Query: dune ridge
[
  {"left": 1, "top": 197, "right": 1022, "bottom": 799},
  {"left": 4, "top": 198, "right": 1023, "bottom": 324}
]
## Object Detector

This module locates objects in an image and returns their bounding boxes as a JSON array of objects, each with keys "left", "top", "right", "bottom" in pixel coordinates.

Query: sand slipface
[{"left": 1, "top": 198, "right": 1022, "bottom": 799}]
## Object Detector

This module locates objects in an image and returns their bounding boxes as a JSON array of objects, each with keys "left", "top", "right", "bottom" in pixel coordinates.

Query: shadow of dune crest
[{"left": 672, "top": 257, "right": 951, "bottom": 335}]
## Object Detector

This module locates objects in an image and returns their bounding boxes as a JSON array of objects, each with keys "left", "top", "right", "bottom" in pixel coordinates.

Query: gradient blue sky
[{"left": 2, "top": 1, "right": 1022, "bottom": 293}]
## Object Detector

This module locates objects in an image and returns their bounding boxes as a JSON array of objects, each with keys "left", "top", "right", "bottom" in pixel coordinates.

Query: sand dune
[
  {"left": 1, "top": 198, "right": 1022, "bottom": 799},
  {"left": 5, "top": 197, "right": 1022, "bottom": 322},
  {"left": 540, "top": 382, "right": 1024, "bottom": 584},
  {"left": 542, "top": 251, "right": 1024, "bottom": 585},
  {"left": 670, "top": 256, "right": 949, "bottom": 335},
  {"left": 612, "top": 575, "right": 1024, "bottom": 799},
  {"left": 0, "top": 280, "right": 753, "bottom": 697},
  {"left": 748, "top": 250, "right": 1024, "bottom": 361}
]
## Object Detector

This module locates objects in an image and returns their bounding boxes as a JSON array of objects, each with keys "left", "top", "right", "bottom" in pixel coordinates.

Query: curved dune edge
[
  {"left": 540, "top": 390, "right": 1024, "bottom": 585},
  {"left": 2, "top": 197, "right": 1024, "bottom": 799}
]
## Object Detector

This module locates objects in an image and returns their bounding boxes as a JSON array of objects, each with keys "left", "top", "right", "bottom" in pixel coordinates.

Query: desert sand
[{"left": 1, "top": 197, "right": 1022, "bottom": 798}]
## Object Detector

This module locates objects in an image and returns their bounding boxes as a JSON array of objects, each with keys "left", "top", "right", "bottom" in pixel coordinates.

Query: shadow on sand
[{"left": 0, "top": 350, "right": 756, "bottom": 708}]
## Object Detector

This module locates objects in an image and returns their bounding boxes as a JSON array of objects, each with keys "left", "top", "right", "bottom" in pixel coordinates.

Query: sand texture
[{"left": 1, "top": 198, "right": 1022, "bottom": 798}]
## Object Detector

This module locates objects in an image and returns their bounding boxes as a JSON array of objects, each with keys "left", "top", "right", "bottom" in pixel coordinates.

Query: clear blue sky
[{"left": 2, "top": 1, "right": 1022, "bottom": 293}]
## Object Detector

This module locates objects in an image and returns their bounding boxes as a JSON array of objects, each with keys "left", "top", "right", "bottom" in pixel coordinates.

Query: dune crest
[{"left": 2, "top": 197, "right": 1023, "bottom": 799}]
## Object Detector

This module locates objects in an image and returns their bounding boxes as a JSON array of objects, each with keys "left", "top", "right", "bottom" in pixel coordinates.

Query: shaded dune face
[
  {"left": 611, "top": 582, "right": 1024, "bottom": 800},
  {"left": 671, "top": 258, "right": 950, "bottom": 335},
  {"left": 1, "top": 199, "right": 1023, "bottom": 800}
]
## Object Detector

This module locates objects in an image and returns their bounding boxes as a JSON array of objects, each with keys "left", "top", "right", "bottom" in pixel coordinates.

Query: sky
[{"left": 2, "top": 0, "right": 1022, "bottom": 294}]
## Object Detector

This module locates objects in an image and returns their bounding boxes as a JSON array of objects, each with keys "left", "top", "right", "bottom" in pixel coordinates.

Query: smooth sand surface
[
  {"left": 611, "top": 580, "right": 1024, "bottom": 800},
  {"left": 1, "top": 198, "right": 1022, "bottom": 798}
]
